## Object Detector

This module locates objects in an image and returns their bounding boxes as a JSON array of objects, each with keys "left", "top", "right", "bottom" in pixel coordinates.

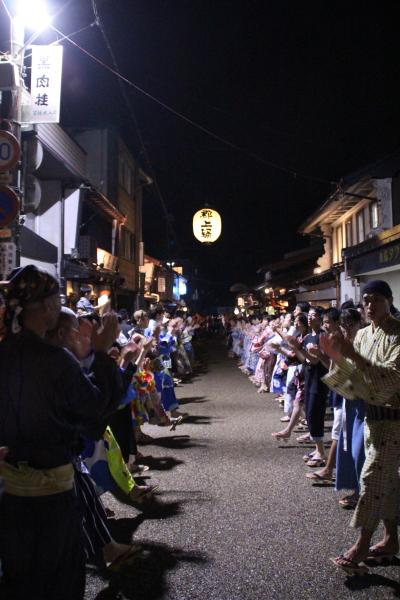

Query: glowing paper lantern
[{"left": 193, "top": 207, "right": 222, "bottom": 243}]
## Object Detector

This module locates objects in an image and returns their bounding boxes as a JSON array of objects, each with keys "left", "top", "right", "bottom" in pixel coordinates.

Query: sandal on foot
[
  {"left": 330, "top": 555, "right": 369, "bottom": 576},
  {"left": 365, "top": 547, "right": 398, "bottom": 563},
  {"left": 280, "top": 416, "right": 290, "bottom": 422},
  {"left": 306, "top": 458, "right": 326, "bottom": 468},
  {"left": 305, "top": 471, "right": 334, "bottom": 483},
  {"left": 170, "top": 416, "right": 183, "bottom": 431},
  {"left": 338, "top": 495, "right": 358, "bottom": 508},
  {"left": 271, "top": 432, "right": 290, "bottom": 442},
  {"left": 107, "top": 544, "right": 141, "bottom": 572},
  {"left": 303, "top": 451, "right": 316, "bottom": 462},
  {"left": 296, "top": 434, "right": 311, "bottom": 443}
]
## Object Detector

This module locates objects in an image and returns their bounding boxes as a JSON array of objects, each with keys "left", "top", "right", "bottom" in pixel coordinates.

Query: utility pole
[{"left": 0, "top": 1, "right": 52, "bottom": 278}]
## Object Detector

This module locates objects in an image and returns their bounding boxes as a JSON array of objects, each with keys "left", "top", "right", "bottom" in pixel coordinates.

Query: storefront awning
[
  {"left": 86, "top": 189, "right": 126, "bottom": 223},
  {"left": 344, "top": 224, "right": 400, "bottom": 276}
]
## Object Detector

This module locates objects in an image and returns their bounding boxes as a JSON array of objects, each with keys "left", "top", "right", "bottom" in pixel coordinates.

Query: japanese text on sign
[{"left": 30, "top": 45, "right": 63, "bottom": 124}]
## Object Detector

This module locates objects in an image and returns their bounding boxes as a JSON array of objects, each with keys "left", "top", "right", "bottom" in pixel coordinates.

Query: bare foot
[
  {"left": 271, "top": 430, "right": 290, "bottom": 439},
  {"left": 313, "top": 467, "right": 332, "bottom": 479},
  {"left": 103, "top": 541, "right": 133, "bottom": 564}
]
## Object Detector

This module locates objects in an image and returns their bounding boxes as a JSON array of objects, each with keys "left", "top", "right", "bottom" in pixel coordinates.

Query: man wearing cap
[
  {"left": 76, "top": 285, "right": 95, "bottom": 314},
  {"left": 321, "top": 280, "right": 400, "bottom": 575}
]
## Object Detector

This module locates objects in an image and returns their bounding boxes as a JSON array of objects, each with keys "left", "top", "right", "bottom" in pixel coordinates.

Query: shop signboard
[
  {"left": 29, "top": 45, "right": 63, "bottom": 124},
  {"left": 348, "top": 239, "right": 400, "bottom": 275}
]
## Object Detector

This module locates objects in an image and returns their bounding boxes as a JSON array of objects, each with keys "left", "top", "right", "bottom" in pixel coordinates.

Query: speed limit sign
[{"left": 0, "top": 131, "right": 20, "bottom": 172}]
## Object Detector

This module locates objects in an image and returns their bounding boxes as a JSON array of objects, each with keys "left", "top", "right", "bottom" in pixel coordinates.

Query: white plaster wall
[
  {"left": 360, "top": 269, "right": 400, "bottom": 309},
  {"left": 340, "top": 271, "right": 360, "bottom": 305},
  {"left": 20, "top": 256, "right": 58, "bottom": 277},
  {"left": 64, "top": 188, "right": 81, "bottom": 254}
]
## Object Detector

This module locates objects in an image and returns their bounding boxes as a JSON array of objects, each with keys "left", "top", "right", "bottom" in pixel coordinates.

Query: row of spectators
[
  {"left": 227, "top": 284, "right": 400, "bottom": 576},
  {"left": 0, "top": 266, "right": 204, "bottom": 599}
]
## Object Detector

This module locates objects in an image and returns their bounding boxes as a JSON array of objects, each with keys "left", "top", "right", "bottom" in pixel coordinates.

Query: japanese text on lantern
[
  {"left": 193, "top": 208, "right": 222, "bottom": 243},
  {"left": 29, "top": 45, "right": 63, "bottom": 124}
]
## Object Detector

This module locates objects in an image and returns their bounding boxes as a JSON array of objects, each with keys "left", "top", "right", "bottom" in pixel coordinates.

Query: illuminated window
[
  {"left": 335, "top": 225, "right": 343, "bottom": 262},
  {"left": 345, "top": 219, "right": 353, "bottom": 248},
  {"left": 158, "top": 277, "right": 166, "bottom": 293},
  {"left": 370, "top": 202, "right": 379, "bottom": 229},
  {"left": 120, "top": 228, "right": 135, "bottom": 261}
]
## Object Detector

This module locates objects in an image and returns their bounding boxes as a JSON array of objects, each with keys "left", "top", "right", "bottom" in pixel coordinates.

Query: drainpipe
[
  {"left": 60, "top": 190, "right": 65, "bottom": 292},
  {"left": 335, "top": 270, "right": 340, "bottom": 306},
  {"left": 111, "top": 218, "right": 117, "bottom": 256}
]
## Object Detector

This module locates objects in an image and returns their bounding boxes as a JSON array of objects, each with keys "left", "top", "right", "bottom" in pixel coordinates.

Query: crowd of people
[
  {"left": 0, "top": 266, "right": 204, "bottom": 600},
  {"left": 1, "top": 263, "right": 400, "bottom": 594},
  {"left": 227, "top": 281, "right": 400, "bottom": 576}
]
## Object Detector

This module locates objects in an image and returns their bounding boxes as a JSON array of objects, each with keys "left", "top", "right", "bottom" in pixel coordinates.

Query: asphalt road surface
[{"left": 86, "top": 337, "right": 400, "bottom": 600}]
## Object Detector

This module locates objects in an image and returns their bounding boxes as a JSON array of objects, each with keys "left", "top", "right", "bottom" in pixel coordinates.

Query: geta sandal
[
  {"left": 330, "top": 555, "right": 369, "bottom": 576},
  {"left": 365, "top": 547, "right": 398, "bottom": 564},
  {"left": 306, "top": 458, "right": 326, "bottom": 468}
]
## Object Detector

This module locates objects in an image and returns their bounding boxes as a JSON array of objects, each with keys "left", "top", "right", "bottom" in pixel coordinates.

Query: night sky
[{"left": 3, "top": 1, "right": 400, "bottom": 305}]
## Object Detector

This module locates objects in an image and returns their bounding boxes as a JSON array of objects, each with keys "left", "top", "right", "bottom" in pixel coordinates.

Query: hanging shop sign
[
  {"left": 29, "top": 45, "right": 63, "bottom": 124},
  {"left": 193, "top": 207, "right": 222, "bottom": 243},
  {"left": 0, "top": 131, "right": 21, "bottom": 172}
]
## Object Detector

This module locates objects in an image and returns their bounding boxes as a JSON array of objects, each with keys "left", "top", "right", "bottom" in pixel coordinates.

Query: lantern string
[{"left": 49, "top": 23, "right": 337, "bottom": 191}]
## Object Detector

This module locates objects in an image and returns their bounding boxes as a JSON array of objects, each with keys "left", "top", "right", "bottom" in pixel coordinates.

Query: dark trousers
[
  {"left": 0, "top": 490, "right": 85, "bottom": 600},
  {"left": 304, "top": 371, "right": 327, "bottom": 440},
  {"left": 74, "top": 470, "right": 112, "bottom": 559},
  {"left": 108, "top": 404, "right": 137, "bottom": 462}
]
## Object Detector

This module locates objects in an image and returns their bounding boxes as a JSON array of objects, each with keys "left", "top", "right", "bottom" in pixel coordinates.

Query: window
[
  {"left": 357, "top": 210, "right": 365, "bottom": 243},
  {"left": 335, "top": 225, "right": 343, "bottom": 263},
  {"left": 345, "top": 219, "right": 353, "bottom": 248},
  {"left": 124, "top": 162, "right": 132, "bottom": 194},
  {"left": 118, "top": 158, "right": 132, "bottom": 194},
  {"left": 158, "top": 277, "right": 166, "bottom": 293},
  {"left": 120, "top": 227, "right": 135, "bottom": 261},
  {"left": 370, "top": 201, "right": 380, "bottom": 229}
]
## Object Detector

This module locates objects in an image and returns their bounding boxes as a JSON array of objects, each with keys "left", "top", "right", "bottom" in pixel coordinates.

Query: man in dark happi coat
[{"left": 0, "top": 265, "right": 123, "bottom": 600}]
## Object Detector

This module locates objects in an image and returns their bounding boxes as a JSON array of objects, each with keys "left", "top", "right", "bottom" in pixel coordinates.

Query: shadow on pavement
[
  {"left": 181, "top": 415, "right": 214, "bottom": 425},
  {"left": 179, "top": 395, "right": 209, "bottom": 405},
  {"left": 94, "top": 541, "right": 209, "bottom": 600},
  {"left": 145, "top": 435, "right": 208, "bottom": 450},
  {"left": 139, "top": 455, "right": 185, "bottom": 471},
  {"left": 111, "top": 491, "right": 183, "bottom": 520},
  {"left": 345, "top": 568, "right": 400, "bottom": 597}
]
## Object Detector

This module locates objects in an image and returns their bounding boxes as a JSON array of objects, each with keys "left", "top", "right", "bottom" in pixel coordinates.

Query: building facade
[{"left": 299, "top": 155, "right": 400, "bottom": 306}]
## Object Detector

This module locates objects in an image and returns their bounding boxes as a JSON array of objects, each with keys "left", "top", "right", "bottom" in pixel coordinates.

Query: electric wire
[
  {"left": 0, "top": 0, "right": 11, "bottom": 21},
  {"left": 49, "top": 23, "right": 336, "bottom": 190},
  {"left": 90, "top": 0, "right": 178, "bottom": 258}
]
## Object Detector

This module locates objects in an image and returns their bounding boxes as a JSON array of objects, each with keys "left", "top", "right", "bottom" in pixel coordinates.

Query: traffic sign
[
  {"left": 0, "top": 241, "right": 16, "bottom": 280},
  {"left": 0, "top": 228, "right": 11, "bottom": 239},
  {"left": 0, "top": 131, "right": 20, "bottom": 172},
  {"left": 0, "top": 186, "right": 19, "bottom": 227}
]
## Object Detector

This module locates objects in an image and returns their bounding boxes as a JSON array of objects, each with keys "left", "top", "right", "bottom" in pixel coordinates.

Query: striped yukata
[{"left": 323, "top": 315, "right": 400, "bottom": 531}]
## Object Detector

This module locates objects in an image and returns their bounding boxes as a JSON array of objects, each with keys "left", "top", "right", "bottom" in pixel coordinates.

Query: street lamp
[
  {"left": 12, "top": 0, "right": 52, "bottom": 61},
  {"left": 16, "top": 0, "right": 52, "bottom": 32},
  {"left": 1, "top": 0, "right": 52, "bottom": 271}
]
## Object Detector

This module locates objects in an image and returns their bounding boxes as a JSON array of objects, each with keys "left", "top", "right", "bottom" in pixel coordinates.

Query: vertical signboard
[{"left": 30, "top": 45, "right": 63, "bottom": 124}]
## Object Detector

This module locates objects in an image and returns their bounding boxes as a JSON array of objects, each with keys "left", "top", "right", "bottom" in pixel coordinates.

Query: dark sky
[{"left": 3, "top": 0, "right": 400, "bottom": 305}]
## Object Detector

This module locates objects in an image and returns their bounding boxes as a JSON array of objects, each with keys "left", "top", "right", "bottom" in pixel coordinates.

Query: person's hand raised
[
  {"left": 286, "top": 335, "right": 301, "bottom": 350},
  {"left": 120, "top": 341, "right": 140, "bottom": 365},
  {"left": 92, "top": 312, "right": 120, "bottom": 353},
  {"left": 319, "top": 332, "right": 349, "bottom": 363}
]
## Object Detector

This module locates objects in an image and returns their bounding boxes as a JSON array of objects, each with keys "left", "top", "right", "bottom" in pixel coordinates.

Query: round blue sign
[{"left": 0, "top": 186, "right": 19, "bottom": 227}]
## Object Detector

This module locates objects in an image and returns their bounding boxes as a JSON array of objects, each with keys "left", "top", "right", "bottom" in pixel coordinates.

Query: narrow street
[{"left": 86, "top": 338, "right": 400, "bottom": 600}]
